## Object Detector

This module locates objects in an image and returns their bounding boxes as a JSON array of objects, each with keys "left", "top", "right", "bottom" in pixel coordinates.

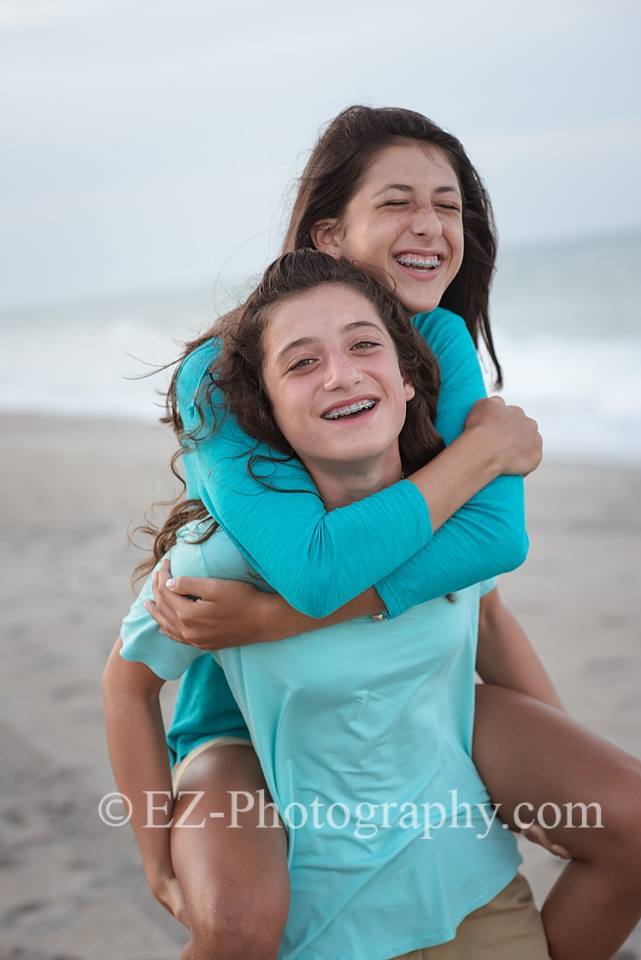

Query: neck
[{"left": 302, "top": 447, "right": 403, "bottom": 511}]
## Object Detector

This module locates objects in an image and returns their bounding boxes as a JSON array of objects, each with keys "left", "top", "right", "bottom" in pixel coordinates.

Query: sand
[{"left": 1, "top": 412, "right": 640, "bottom": 959}]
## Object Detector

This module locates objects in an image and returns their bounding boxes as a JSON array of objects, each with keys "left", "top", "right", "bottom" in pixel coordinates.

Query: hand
[
  {"left": 465, "top": 396, "right": 542, "bottom": 476},
  {"left": 145, "top": 559, "right": 276, "bottom": 650},
  {"left": 522, "top": 822, "right": 571, "bottom": 860},
  {"left": 151, "top": 873, "right": 191, "bottom": 929}
]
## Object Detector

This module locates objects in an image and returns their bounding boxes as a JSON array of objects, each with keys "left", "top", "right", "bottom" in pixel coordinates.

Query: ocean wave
[{"left": 2, "top": 313, "right": 640, "bottom": 462}]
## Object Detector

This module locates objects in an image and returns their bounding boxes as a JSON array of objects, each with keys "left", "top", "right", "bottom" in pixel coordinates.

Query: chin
[
  {"left": 339, "top": 441, "right": 393, "bottom": 463},
  {"left": 405, "top": 297, "right": 439, "bottom": 316},
  {"left": 397, "top": 288, "right": 442, "bottom": 316}
]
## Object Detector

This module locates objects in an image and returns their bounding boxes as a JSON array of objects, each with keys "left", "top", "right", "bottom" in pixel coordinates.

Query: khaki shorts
[
  {"left": 390, "top": 873, "right": 550, "bottom": 959},
  {"left": 171, "top": 735, "right": 254, "bottom": 795}
]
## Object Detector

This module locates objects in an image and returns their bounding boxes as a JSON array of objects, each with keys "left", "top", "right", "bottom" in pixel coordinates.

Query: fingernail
[
  {"left": 143, "top": 601, "right": 151, "bottom": 609},
  {"left": 166, "top": 579, "right": 176, "bottom": 590}
]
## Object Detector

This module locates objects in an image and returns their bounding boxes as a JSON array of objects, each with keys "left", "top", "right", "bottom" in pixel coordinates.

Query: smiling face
[
  {"left": 313, "top": 140, "right": 464, "bottom": 316},
  {"left": 260, "top": 282, "right": 415, "bottom": 499}
]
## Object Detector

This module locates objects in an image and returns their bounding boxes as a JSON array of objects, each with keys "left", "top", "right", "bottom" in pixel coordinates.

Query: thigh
[
  {"left": 170, "top": 742, "right": 290, "bottom": 933},
  {"left": 473, "top": 683, "right": 641, "bottom": 864}
]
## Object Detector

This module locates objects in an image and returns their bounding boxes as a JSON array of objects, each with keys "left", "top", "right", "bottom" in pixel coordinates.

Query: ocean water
[{"left": 1, "top": 232, "right": 640, "bottom": 463}]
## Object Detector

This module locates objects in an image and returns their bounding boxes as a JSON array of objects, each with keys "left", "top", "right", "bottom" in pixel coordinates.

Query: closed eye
[
  {"left": 352, "top": 340, "right": 380, "bottom": 350},
  {"left": 382, "top": 201, "right": 408, "bottom": 207}
]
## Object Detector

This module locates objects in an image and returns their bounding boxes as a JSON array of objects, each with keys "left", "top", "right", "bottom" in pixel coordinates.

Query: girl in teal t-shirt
[{"left": 110, "top": 251, "right": 543, "bottom": 959}]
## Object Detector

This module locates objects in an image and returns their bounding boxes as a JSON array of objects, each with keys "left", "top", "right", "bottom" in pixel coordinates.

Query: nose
[
  {"left": 323, "top": 350, "right": 363, "bottom": 391},
  {"left": 409, "top": 204, "right": 443, "bottom": 239}
]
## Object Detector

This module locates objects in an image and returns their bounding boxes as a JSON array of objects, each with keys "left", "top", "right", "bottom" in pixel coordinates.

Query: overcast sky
[{"left": 1, "top": 0, "right": 640, "bottom": 307}]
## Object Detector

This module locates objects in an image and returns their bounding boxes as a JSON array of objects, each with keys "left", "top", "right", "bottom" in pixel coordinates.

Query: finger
[
  {"left": 165, "top": 575, "right": 222, "bottom": 600},
  {"left": 153, "top": 559, "right": 172, "bottom": 598},
  {"left": 150, "top": 588, "right": 183, "bottom": 633},
  {"left": 523, "top": 824, "right": 550, "bottom": 847},
  {"left": 144, "top": 600, "right": 186, "bottom": 643},
  {"left": 149, "top": 583, "right": 209, "bottom": 643},
  {"left": 524, "top": 824, "right": 570, "bottom": 859},
  {"left": 152, "top": 574, "right": 188, "bottom": 627},
  {"left": 155, "top": 566, "right": 212, "bottom": 613},
  {"left": 152, "top": 567, "right": 175, "bottom": 614},
  {"left": 158, "top": 586, "right": 207, "bottom": 623}
]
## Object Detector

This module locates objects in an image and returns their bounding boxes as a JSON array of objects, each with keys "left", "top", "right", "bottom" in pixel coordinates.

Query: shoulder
[
  {"left": 479, "top": 577, "right": 497, "bottom": 598},
  {"left": 176, "top": 337, "right": 221, "bottom": 411},
  {"left": 411, "top": 306, "right": 471, "bottom": 347},
  {"left": 413, "top": 308, "right": 481, "bottom": 394},
  {"left": 174, "top": 522, "right": 273, "bottom": 592}
]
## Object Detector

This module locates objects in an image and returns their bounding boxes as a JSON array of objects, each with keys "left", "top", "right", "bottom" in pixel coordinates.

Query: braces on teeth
[
  {"left": 323, "top": 399, "right": 376, "bottom": 420},
  {"left": 396, "top": 255, "right": 441, "bottom": 270}
]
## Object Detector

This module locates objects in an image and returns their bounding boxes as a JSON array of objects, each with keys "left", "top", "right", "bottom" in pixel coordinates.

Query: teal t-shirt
[{"left": 120, "top": 523, "right": 522, "bottom": 960}]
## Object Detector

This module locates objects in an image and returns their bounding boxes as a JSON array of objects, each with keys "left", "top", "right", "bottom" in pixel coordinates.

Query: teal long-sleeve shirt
[{"left": 176, "top": 306, "right": 529, "bottom": 619}]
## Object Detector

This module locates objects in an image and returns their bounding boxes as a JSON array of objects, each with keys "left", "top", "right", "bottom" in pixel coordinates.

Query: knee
[
  {"left": 598, "top": 760, "right": 641, "bottom": 879},
  {"left": 186, "top": 894, "right": 289, "bottom": 960},
  {"left": 187, "top": 929, "right": 282, "bottom": 960}
]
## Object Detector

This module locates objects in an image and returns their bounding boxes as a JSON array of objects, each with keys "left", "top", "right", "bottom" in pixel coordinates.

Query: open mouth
[
  {"left": 394, "top": 253, "right": 442, "bottom": 273},
  {"left": 321, "top": 398, "right": 378, "bottom": 422}
]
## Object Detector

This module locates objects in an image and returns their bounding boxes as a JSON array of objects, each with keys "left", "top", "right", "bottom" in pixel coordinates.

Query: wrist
[
  {"left": 464, "top": 424, "right": 503, "bottom": 480},
  {"left": 256, "top": 592, "right": 296, "bottom": 643}
]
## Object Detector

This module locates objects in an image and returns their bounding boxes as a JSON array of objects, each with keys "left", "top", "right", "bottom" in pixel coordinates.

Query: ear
[
  {"left": 403, "top": 379, "right": 416, "bottom": 402},
  {"left": 310, "top": 218, "right": 344, "bottom": 257}
]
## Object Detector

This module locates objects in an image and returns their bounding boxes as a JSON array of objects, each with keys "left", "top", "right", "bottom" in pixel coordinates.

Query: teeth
[
  {"left": 395, "top": 254, "right": 441, "bottom": 270},
  {"left": 322, "top": 399, "right": 376, "bottom": 420}
]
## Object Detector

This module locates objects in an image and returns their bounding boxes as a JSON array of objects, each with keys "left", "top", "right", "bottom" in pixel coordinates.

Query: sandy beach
[{"left": 1, "top": 412, "right": 640, "bottom": 960}]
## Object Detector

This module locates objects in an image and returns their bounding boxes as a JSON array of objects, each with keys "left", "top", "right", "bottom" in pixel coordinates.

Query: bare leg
[
  {"left": 170, "top": 743, "right": 290, "bottom": 960},
  {"left": 474, "top": 684, "right": 641, "bottom": 960}
]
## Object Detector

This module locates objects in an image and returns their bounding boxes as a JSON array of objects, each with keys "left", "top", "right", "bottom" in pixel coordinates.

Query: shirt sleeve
[
  {"left": 119, "top": 558, "right": 204, "bottom": 681},
  {"left": 374, "top": 309, "right": 528, "bottom": 618},
  {"left": 177, "top": 342, "right": 432, "bottom": 618},
  {"left": 480, "top": 577, "right": 498, "bottom": 597}
]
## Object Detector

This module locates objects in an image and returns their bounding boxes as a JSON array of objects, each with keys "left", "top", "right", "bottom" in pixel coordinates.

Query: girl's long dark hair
[{"left": 133, "top": 250, "right": 444, "bottom": 582}]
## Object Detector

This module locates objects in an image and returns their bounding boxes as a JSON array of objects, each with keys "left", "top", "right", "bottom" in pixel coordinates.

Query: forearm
[
  {"left": 102, "top": 648, "right": 175, "bottom": 882},
  {"left": 376, "top": 475, "right": 528, "bottom": 618},
  {"left": 231, "top": 437, "right": 518, "bottom": 640},
  {"left": 256, "top": 587, "right": 385, "bottom": 642},
  {"left": 476, "top": 597, "right": 564, "bottom": 710},
  {"left": 407, "top": 425, "right": 499, "bottom": 532}
]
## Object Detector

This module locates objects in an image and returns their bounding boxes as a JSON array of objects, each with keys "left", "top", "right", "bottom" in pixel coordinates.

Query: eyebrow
[
  {"left": 276, "top": 320, "right": 384, "bottom": 364},
  {"left": 373, "top": 182, "right": 461, "bottom": 198}
]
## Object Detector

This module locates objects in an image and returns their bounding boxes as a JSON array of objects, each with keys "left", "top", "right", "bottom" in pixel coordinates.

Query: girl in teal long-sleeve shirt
[{"left": 111, "top": 107, "right": 641, "bottom": 959}]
